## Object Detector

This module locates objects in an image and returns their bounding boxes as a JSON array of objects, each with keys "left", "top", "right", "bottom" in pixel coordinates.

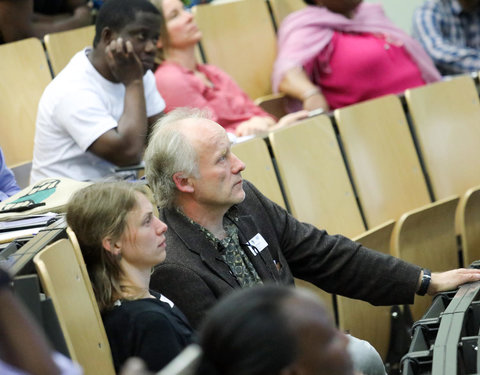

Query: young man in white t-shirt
[{"left": 31, "top": 0, "right": 165, "bottom": 183}]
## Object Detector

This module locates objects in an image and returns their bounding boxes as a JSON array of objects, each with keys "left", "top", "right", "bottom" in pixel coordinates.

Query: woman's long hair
[{"left": 66, "top": 181, "right": 149, "bottom": 311}]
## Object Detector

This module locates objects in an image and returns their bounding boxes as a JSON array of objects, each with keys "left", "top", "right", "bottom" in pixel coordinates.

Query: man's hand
[
  {"left": 105, "top": 37, "right": 144, "bottom": 85},
  {"left": 427, "top": 268, "right": 480, "bottom": 295}
]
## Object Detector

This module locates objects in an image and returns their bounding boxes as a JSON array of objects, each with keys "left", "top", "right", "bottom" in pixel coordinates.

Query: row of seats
[
  {"left": 193, "top": 0, "right": 305, "bottom": 100},
  {"left": 0, "top": 0, "right": 303, "bottom": 182},
  {"left": 232, "top": 73, "right": 480, "bottom": 360},
  {"left": 3, "top": 34, "right": 477, "bottom": 360},
  {"left": 2, "top": 0, "right": 480, "bottom": 365}
]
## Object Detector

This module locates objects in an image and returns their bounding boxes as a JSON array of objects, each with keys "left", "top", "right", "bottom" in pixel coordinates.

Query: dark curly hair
[{"left": 93, "top": 0, "right": 160, "bottom": 47}]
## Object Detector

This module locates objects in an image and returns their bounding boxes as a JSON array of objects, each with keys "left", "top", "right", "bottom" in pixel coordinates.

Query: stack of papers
[{"left": 0, "top": 213, "right": 59, "bottom": 244}]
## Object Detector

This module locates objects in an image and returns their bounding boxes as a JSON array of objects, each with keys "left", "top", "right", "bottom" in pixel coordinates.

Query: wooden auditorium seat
[
  {"left": 405, "top": 75, "right": 480, "bottom": 200},
  {"left": 390, "top": 196, "right": 460, "bottom": 321},
  {"left": 269, "top": 115, "right": 365, "bottom": 237},
  {"left": 334, "top": 95, "right": 431, "bottom": 228},
  {"left": 0, "top": 38, "right": 52, "bottom": 169},
  {"left": 337, "top": 219, "right": 396, "bottom": 361},
  {"left": 269, "top": 116, "right": 399, "bottom": 355},
  {"left": 33, "top": 229, "right": 116, "bottom": 375},
  {"left": 456, "top": 185, "right": 480, "bottom": 267},
  {"left": 268, "top": 0, "right": 306, "bottom": 28},
  {"left": 269, "top": 115, "right": 366, "bottom": 319},
  {"left": 192, "top": 0, "right": 277, "bottom": 100},
  {"left": 44, "top": 25, "right": 95, "bottom": 76},
  {"left": 231, "top": 136, "right": 286, "bottom": 209}
]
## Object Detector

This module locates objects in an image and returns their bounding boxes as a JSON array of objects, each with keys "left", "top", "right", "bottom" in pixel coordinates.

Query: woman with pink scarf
[{"left": 272, "top": 0, "right": 441, "bottom": 112}]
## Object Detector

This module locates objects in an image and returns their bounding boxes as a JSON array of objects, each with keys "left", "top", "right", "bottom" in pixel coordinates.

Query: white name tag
[{"left": 247, "top": 233, "right": 268, "bottom": 256}]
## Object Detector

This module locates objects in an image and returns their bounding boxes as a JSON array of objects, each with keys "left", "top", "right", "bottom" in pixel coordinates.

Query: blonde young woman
[
  {"left": 66, "top": 181, "right": 193, "bottom": 373},
  {"left": 151, "top": 0, "right": 307, "bottom": 138}
]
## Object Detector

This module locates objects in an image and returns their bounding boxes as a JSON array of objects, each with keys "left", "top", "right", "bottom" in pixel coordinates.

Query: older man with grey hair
[{"left": 144, "top": 107, "right": 480, "bottom": 375}]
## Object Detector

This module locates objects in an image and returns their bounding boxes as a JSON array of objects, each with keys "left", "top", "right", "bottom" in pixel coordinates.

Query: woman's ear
[
  {"left": 102, "top": 236, "right": 121, "bottom": 255},
  {"left": 173, "top": 172, "right": 195, "bottom": 193}
]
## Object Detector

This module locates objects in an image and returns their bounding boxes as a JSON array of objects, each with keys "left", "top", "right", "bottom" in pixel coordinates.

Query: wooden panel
[
  {"left": 34, "top": 236, "right": 115, "bottom": 375},
  {"left": 232, "top": 136, "right": 286, "bottom": 209},
  {"left": 269, "top": 115, "right": 367, "bottom": 322},
  {"left": 44, "top": 25, "right": 95, "bottom": 76},
  {"left": 335, "top": 95, "right": 431, "bottom": 228},
  {"left": 337, "top": 220, "right": 395, "bottom": 361},
  {"left": 391, "top": 196, "right": 460, "bottom": 321},
  {"left": 405, "top": 75, "right": 480, "bottom": 199},
  {"left": 193, "top": 0, "right": 276, "bottom": 99},
  {"left": 269, "top": 0, "right": 306, "bottom": 27},
  {"left": 456, "top": 185, "right": 480, "bottom": 266},
  {"left": 269, "top": 115, "right": 365, "bottom": 238},
  {"left": 0, "top": 38, "right": 52, "bottom": 167}
]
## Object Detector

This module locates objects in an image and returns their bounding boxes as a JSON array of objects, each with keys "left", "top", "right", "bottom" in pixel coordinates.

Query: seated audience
[
  {"left": 30, "top": 0, "right": 165, "bottom": 183},
  {"left": 144, "top": 108, "right": 480, "bottom": 374},
  {"left": 152, "top": 0, "right": 307, "bottom": 138},
  {"left": 272, "top": 0, "right": 441, "bottom": 112},
  {"left": 412, "top": 0, "right": 480, "bottom": 75},
  {"left": 196, "top": 285, "right": 355, "bottom": 375},
  {"left": 0, "top": 0, "right": 93, "bottom": 44},
  {"left": 0, "top": 147, "right": 20, "bottom": 202},
  {"left": 66, "top": 181, "right": 194, "bottom": 373},
  {"left": 0, "top": 266, "right": 83, "bottom": 375}
]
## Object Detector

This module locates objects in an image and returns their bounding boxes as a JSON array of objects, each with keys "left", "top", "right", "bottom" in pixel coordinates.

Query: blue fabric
[
  {"left": 412, "top": 0, "right": 480, "bottom": 75},
  {"left": 0, "top": 148, "right": 21, "bottom": 202}
]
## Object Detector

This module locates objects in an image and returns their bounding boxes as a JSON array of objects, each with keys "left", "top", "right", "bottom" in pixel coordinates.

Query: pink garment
[
  {"left": 272, "top": 3, "right": 441, "bottom": 103},
  {"left": 306, "top": 32, "right": 426, "bottom": 109},
  {"left": 154, "top": 62, "right": 273, "bottom": 133}
]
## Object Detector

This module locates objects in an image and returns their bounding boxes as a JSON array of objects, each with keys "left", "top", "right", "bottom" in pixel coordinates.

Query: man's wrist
[{"left": 416, "top": 268, "right": 431, "bottom": 296}]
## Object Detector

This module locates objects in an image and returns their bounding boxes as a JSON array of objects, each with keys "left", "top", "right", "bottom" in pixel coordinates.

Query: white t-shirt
[{"left": 30, "top": 48, "right": 165, "bottom": 183}]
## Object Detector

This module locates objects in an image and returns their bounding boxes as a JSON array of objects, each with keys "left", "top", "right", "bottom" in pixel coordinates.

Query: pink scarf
[{"left": 272, "top": 3, "right": 441, "bottom": 92}]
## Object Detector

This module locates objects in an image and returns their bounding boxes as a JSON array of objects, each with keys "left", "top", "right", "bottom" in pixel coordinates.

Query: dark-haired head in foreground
[{"left": 196, "top": 285, "right": 354, "bottom": 375}]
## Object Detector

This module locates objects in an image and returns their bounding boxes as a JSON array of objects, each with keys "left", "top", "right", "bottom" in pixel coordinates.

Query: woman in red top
[{"left": 152, "top": 0, "right": 307, "bottom": 138}]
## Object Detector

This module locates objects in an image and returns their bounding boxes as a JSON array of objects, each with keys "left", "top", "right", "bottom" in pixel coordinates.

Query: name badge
[{"left": 247, "top": 233, "right": 268, "bottom": 256}]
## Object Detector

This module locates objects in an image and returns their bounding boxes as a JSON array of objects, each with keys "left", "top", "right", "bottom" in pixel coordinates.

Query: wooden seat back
[{"left": 335, "top": 95, "right": 431, "bottom": 228}]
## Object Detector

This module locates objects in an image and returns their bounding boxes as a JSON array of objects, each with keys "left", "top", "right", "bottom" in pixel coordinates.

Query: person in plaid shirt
[{"left": 412, "top": 0, "right": 480, "bottom": 75}]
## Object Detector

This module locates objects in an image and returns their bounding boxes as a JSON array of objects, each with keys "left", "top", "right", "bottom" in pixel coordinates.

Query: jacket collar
[
  {"left": 163, "top": 207, "right": 238, "bottom": 288},
  {"left": 162, "top": 206, "right": 280, "bottom": 285}
]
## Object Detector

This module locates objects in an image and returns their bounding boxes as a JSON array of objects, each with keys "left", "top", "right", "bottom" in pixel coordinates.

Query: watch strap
[{"left": 416, "top": 268, "right": 431, "bottom": 296}]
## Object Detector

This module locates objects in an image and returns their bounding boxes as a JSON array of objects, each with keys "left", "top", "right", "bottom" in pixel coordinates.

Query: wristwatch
[
  {"left": 0, "top": 267, "right": 12, "bottom": 290},
  {"left": 416, "top": 268, "right": 431, "bottom": 296}
]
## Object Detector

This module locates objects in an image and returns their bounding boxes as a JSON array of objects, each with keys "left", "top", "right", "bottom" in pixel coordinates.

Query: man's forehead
[
  {"left": 179, "top": 118, "right": 224, "bottom": 138},
  {"left": 123, "top": 11, "right": 162, "bottom": 31},
  {"left": 179, "top": 119, "right": 227, "bottom": 153}
]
